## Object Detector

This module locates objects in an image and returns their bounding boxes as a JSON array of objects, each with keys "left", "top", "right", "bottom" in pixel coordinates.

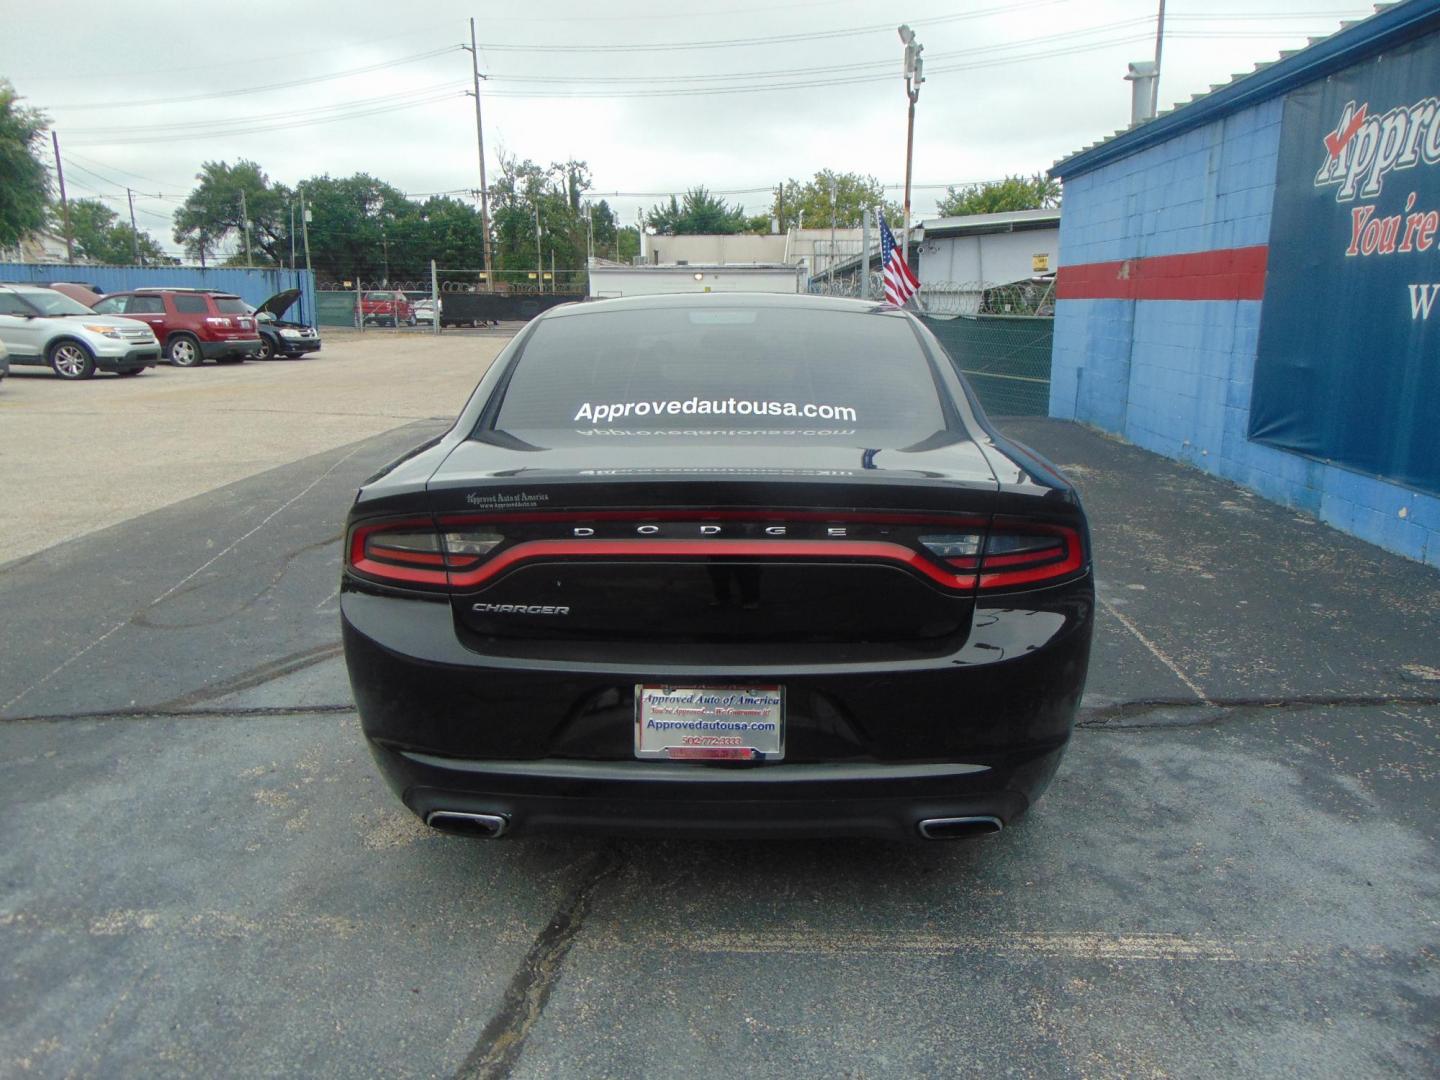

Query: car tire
[
  {"left": 256, "top": 337, "right": 275, "bottom": 361},
  {"left": 49, "top": 340, "right": 96, "bottom": 381},
  {"left": 167, "top": 334, "right": 203, "bottom": 368},
  {"left": 406, "top": 314, "right": 417, "bottom": 327}
]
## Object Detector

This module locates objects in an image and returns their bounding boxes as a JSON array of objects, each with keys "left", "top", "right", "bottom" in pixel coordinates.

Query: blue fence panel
[{"left": 0, "top": 263, "right": 317, "bottom": 327}]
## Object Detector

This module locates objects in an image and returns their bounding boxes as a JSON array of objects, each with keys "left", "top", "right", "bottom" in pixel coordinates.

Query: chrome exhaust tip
[
  {"left": 917, "top": 815, "right": 1003, "bottom": 840},
  {"left": 425, "top": 811, "right": 510, "bottom": 838}
]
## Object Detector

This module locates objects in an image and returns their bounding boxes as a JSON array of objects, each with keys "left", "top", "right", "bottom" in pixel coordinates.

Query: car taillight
[
  {"left": 205, "top": 317, "right": 233, "bottom": 328},
  {"left": 976, "top": 522, "right": 1085, "bottom": 590},
  {"left": 347, "top": 519, "right": 502, "bottom": 588}
]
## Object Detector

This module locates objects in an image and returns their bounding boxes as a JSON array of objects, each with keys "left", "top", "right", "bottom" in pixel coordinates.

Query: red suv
[
  {"left": 91, "top": 289, "right": 262, "bottom": 367},
  {"left": 360, "top": 290, "right": 415, "bottom": 327}
]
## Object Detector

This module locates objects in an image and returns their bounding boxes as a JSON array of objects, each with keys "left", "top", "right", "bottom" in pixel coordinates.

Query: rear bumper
[
  {"left": 201, "top": 337, "right": 261, "bottom": 359},
  {"left": 369, "top": 741, "right": 1057, "bottom": 840},
  {"left": 342, "top": 576, "right": 1092, "bottom": 839}
]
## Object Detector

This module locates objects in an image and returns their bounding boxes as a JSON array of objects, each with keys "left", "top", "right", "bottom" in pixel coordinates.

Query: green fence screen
[
  {"left": 919, "top": 314, "right": 1053, "bottom": 417},
  {"left": 316, "top": 291, "right": 357, "bottom": 328}
]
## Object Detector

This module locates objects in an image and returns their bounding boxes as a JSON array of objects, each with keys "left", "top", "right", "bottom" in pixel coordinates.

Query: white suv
[{"left": 0, "top": 283, "right": 161, "bottom": 380}]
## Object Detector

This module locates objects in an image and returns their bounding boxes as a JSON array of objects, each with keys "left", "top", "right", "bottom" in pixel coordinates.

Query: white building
[
  {"left": 913, "top": 209, "right": 1060, "bottom": 286},
  {"left": 643, "top": 228, "right": 866, "bottom": 279},
  {"left": 588, "top": 261, "right": 804, "bottom": 299},
  {"left": 0, "top": 230, "right": 74, "bottom": 264}
]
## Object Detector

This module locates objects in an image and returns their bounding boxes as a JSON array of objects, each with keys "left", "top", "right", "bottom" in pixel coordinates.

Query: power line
[
  {"left": 47, "top": 47, "right": 461, "bottom": 110},
  {"left": 486, "top": 17, "right": 1158, "bottom": 85},
  {"left": 63, "top": 81, "right": 468, "bottom": 136},
  {"left": 476, "top": 0, "right": 1070, "bottom": 52},
  {"left": 68, "top": 90, "right": 467, "bottom": 146}
]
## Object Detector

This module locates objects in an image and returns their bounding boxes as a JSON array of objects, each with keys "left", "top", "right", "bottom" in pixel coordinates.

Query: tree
[
  {"left": 293, "top": 173, "right": 416, "bottom": 283},
  {"left": 772, "top": 171, "right": 898, "bottom": 231},
  {"left": 646, "top": 187, "right": 747, "bottom": 235},
  {"left": 936, "top": 174, "right": 1060, "bottom": 217},
  {"left": 488, "top": 155, "right": 601, "bottom": 286},
  {"left": 173, "top": 160, "right": 293, "bottom": 266},
  {"left": 0, "top": 80, "right": 50, "bottom": 249},
  {"left": 53, "top": 198, "right": 169, "bottom": 265}
]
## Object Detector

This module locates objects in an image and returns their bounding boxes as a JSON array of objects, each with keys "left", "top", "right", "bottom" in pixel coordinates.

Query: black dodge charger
[{"left": 342, "top": 293, "right": 1093, "bottom": 841}]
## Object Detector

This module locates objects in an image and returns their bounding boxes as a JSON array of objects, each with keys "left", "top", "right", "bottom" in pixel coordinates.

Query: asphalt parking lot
[{"left": 2, "top": 333, "right": 1437, "bottom": 1078}]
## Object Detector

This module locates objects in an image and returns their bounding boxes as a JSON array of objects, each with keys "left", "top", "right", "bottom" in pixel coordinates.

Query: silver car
[{"left": 0, "top": 283, "right": 160, "bottom": 380}]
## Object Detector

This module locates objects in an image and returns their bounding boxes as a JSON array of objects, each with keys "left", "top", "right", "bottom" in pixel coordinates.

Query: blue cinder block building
[{"left": 1049, "top": 0, "right": 1440, "bottom": 567}]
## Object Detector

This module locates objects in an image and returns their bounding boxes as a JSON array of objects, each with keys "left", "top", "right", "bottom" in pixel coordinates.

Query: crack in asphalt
[
  {"left": 153, "top": 642, "right": 347, "bottom": 710},
  {"left": 454, "top": 850, "right": 624, "bottom": 1080},
  {"left": 1, "top": 704, "right": 354, "bottom": 724},
  {"left": 1079, "top": 693, "right": 1440, "bottom": 729},
  {"left": 131, "top": 534, "right": 343, "bottom": 630},
  {"left": 0, "top": 642, "right": 347, "bottom": 723}
]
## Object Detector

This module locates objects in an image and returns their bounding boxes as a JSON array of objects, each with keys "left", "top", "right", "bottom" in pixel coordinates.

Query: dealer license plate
[{"left": 634, "top": 685, "right": 785, "bottom": 762}]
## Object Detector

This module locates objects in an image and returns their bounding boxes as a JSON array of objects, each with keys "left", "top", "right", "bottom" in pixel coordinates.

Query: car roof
[
  {"left": 543, "top": 291, "right": 902, "bottom": 320},
  {"left": 111, "top": 288, "right": 242, "bottom": 299}
]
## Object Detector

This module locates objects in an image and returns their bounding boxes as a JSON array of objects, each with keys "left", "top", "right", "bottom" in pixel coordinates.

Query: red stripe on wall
[{"left": 1056, "top": 245, "right": 1268, "bottom": 301}]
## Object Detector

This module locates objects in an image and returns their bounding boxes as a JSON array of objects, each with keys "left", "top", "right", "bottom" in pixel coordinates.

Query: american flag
[{"left": 879, "top": 214, "right": 920, "bottom": 307}]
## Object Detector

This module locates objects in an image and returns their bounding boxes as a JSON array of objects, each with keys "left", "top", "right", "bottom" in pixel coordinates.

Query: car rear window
[
  {"left": 213, "top": 298, "right": 248, "bottom": 314},
  {"left": 488, "top": 305, "right": 949, "bottom": 447},
  {"left": 172, "top": 294, "right": 208, "bottom": 314}
]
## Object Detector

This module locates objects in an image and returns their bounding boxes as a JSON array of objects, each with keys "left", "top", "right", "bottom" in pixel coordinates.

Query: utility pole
[
  {"left": 51, "top": 132, "right": 74, "bottom": 262},
  {"left": 828, "top": 175, "right": 837, "bottom": 279},
  {"left": 550, "top": 249, "right": 555, "bottom": 295},
  {"left": 289, "top": 200, "right": 296, "bottom": 269},
  {"left": 860, "top": 206, "right": 872, "bottom": 300},
  {"left": 239, "top": 190, "right": 253, "bottom": 267},
  {"left": 126, "top": 188, "right": 142, "bottom": 266},
  {"left": 1152, "top": 0, "right": 1167, "bottom": 118},
  {"left": 300, "top": 186, "right": 314, "bottom": 325},
  {"left": 464, "top": 19, "right": 495, "bottom": 290},
  {"left": 300, "top": 186, "right": 313, "bottom": 279},
  {"left": 898, "top": 24, "right": 925, "bottom": 267},
  {"left": 535, "top": 205, "right": 543, "bottom": 291}
]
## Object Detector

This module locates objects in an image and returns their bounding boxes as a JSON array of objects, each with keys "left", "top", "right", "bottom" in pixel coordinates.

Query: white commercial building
[
  {"left": 913, "top": 209, "right": 1060, "bottom": 287},
  {"left": 588, "top": 262, "right": 804, "bottom": 299}
]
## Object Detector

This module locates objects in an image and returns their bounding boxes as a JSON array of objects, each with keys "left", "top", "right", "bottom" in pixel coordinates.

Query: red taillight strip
[
  {"left": 981, "top": 544, "right": 1064, "bottom": 569},
  {"left": 978, "top": 525, "right": 1085, "bottom": 590},
  {"left": 348, "top": 517, "right": 451, "bottom": 587},
  {"left": 446, "top": 539, "right": 977, "bottom": 591}
]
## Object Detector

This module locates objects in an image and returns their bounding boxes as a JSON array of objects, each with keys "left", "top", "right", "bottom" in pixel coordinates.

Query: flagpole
[
  {"left": 903, "top": 95, "right": 915, "bottom": 267},
  {"left": 898, "top": 24, "right": 924, "bottom": 268}
]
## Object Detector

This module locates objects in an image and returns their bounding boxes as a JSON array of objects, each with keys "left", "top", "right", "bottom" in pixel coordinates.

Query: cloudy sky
[{"left": 7, "top": 0, "right": 1376, "bottom": 258}]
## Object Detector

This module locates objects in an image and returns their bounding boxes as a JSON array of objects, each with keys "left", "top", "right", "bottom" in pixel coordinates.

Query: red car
[
  {"left": 360, "top": 290, "right": 415, "bottom": 327},
  {"left": 91, "top": 288, "right": 262, "bottom": 367}
]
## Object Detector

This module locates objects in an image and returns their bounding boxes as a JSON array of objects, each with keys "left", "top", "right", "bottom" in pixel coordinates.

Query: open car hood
[{"left": 255, "top": 289, "right": 301, "bottom": 320}]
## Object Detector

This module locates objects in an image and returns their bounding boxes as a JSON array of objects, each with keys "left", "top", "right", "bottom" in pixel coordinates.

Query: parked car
[
  {"left": 41, "top": 281, "right": 104, "bottom": 308},
  {"left": 413, "top": 298, "right": 438, "bottom": 325},
  {"left": 360, "top": 290, "right": 415, "bottom": 327},
  {"left": 250, "top": 289, "right": 322, "bottom": 360},
  {"left": 0, "top": 337, "right": 8, "bottom": 384},
  {"left": 91, "top": 288, "right": 261, "bottom": 367},
  {"left": 0, "top": 282, "right": 159, "bottom": 379},
  {"left": 342, "top": 293, "right": 1095, "bottom": 842}
]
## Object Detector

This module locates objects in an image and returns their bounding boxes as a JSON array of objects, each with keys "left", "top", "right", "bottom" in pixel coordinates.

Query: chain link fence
[
  {"left": 313, "top": 265, "right": 587, "bottom": 329},
  {"left": 921, "top": 313, "right": 1053, "bottom": 416},
  {"left": 806, "top": 269, "right": 1055, "bottom": 416}
]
